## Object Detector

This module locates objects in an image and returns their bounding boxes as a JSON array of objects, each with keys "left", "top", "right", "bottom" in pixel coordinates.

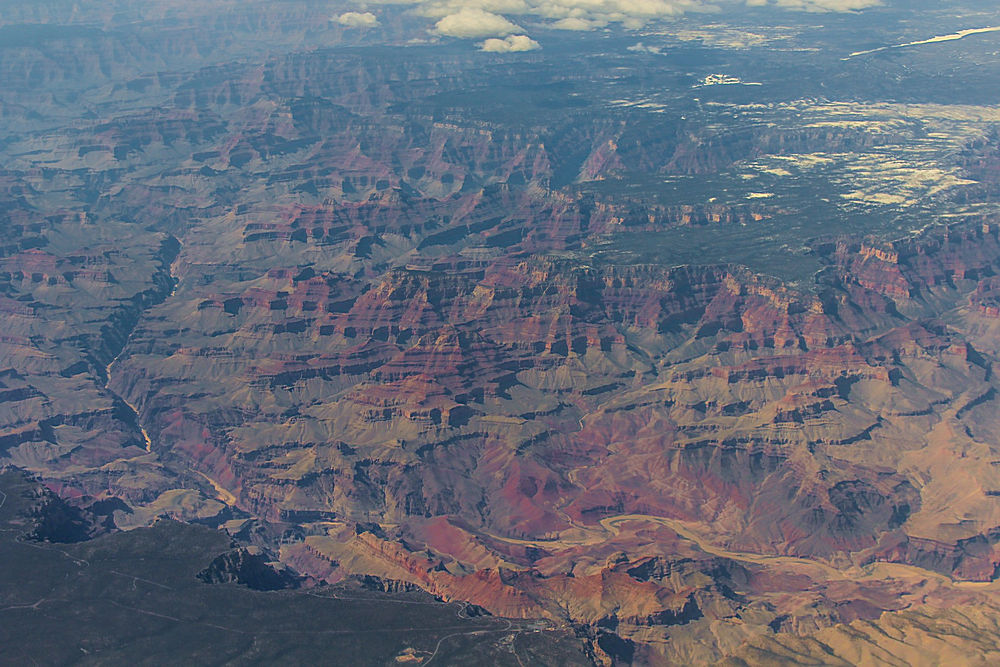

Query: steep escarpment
[
  {"left": 0, "top": 207, "right": 180, "bottom": 494},
  {"left": 105, "top": 216, "right": 1000, "bottom": 656}
]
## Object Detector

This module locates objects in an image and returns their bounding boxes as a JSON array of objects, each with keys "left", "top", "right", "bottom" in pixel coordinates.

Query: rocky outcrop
[{"left": 197, "top": 546, "right": 300, "bottom": 591}]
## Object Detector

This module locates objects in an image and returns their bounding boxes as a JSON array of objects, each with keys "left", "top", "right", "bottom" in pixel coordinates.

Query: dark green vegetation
[{"left": 0, "top": 471, "right": 589, "bottom": 665}]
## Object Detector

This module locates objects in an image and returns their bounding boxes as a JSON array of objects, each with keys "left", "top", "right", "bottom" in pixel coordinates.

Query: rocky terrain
[
  {"left": 5, "top": 1, "right": 1000, "bottom": 663},
  {"left": 0, "top": 470, "right": 585, "bottom": 664}
]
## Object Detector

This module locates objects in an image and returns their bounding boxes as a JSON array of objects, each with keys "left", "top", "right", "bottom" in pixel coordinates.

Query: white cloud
[
  {"left": 480, "top": 34, "right": 542, "bottom": 51},
  {"left": 528, "top": 0, "right": 702, "bottom": 24},
  {"left": 419, "top": 0, "right": 531, "bottom": 19},
  {"left": 369, "top": 0, "right": 707, "bottom": 32},
  {"left": 551, "top": 17, "right": 607, "bottom": 31},
  {"left": 434, "top": 8, "right": 523, "bottom": 38},
  {"left": 363, "top": 0, "right": 883, "bottom": 39},
  {"left": 334, "top": 11, "right": 380, "bottom": 27},
  {"left": 627, "top": 42, "right": 663, "bottom": 53}
]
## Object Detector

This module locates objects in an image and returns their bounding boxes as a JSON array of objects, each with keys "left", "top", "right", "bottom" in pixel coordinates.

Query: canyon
[{"left": 5, "top": 1, "right": 1000, "bottom": 663}]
